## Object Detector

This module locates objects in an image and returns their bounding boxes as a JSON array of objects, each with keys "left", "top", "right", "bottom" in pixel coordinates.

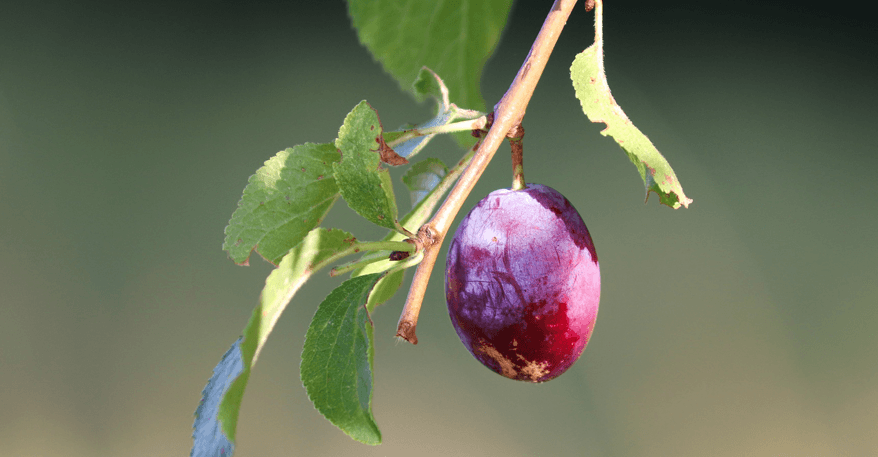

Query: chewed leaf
[
  {"left": 345, "top": 0, "right": 513, "bottom": 114},
  {"left": 223, "top": 143, "right": 341, "bottom": 265},
  {"left": 194, "top": 228, "right": 359, "bottom": 455},
  {"left": 570, "top": 1, "right": 691, "bottom": 209},
  {"left": 334, "top": 101, "right": 401, "bottom": 232},
  {"left": 301, "top": 273, "right": 384, "bottom": 445},
  {"left": 402, "top": 158, "right": 448, "bottom": 207},
  {"left": 191, "top": 340, "right": 242, "bottom": 457}
]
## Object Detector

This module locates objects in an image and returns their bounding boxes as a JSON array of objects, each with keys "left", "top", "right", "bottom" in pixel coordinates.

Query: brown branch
[{"left": 395, "top": 0, "right": 579, "bottom": 343}]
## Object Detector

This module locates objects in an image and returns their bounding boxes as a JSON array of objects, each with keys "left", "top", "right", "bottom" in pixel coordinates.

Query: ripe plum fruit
[{"left": 445, "top": 184, "right": 600, "bottom": 382}]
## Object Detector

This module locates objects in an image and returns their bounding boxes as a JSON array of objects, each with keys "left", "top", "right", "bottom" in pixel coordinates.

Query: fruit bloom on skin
[{"left": 445, "top": 184, "right": 600, "bottom": 382}]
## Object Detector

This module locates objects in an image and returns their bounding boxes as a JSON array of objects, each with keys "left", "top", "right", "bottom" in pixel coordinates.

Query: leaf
[
  {"left": 412, "top": 66, "right": 448, "bottom": 103},
  {"left": 353, "top": 150, "right": 471, "bottom": 310},
  {"left": 193, "top": 228, "right": 359, "bottom": 455},
  {"left": 570, "top": 1, "right": 692, "bottom": 209},
  {"left": 363, "top": 269, "right": 404, "bottom": 312},
  {"left": 387, "top": 68, "right": 481, "bottom": 158},
  {"left": 301, "top": 273, "right": 384, "bottom": 445},
  {"left": 345, "top": 0, "right": 514, "bottom": 113},
  {"left": 191, "top": 340, "right": 242, "bottom": 457},
  {"left": 223, "top": 143, "right": 341, "bottom": 265},
  {"left": 333, "top": 101, "right": 401, "bottom": 232},
  {"left": 402, "top": 158, "right": 448, "bottom": 207}
]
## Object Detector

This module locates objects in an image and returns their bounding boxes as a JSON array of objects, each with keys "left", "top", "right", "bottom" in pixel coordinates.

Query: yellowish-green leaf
[{"left": 570, "top": 0, "right": 692, "bottom": 209}]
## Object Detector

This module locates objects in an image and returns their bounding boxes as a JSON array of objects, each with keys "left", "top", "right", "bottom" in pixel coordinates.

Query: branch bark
[{"left": 396, "top": 0, "right": 579, "bottom": 344}]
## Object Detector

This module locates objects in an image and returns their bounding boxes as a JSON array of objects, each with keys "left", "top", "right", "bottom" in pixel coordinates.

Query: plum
[{"left": 445, "top": 184, "right": 600, "bottom": 382}]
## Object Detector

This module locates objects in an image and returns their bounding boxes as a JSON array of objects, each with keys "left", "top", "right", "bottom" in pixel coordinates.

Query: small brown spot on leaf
[{"left": 301, "top": 167, "right": 306, "bottom": 172}]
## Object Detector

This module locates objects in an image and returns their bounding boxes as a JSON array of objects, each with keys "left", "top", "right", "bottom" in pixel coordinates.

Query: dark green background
[{"left": 2, "top": 1, "right": 876, "bottom": 455}]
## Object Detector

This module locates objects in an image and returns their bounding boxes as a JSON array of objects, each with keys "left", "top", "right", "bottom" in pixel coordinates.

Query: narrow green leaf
[
  {"left": 195, "top": 228, "right": 358, "bottom": 453},
  {"left": 570, "top": 2, "right": 692, "bottom": 209},
  {"left": 223, "top": 143, "right": 341, "bottom": 265},
  {"left": 402, "top": 158, "right": 448, "bottom": 207},
  {"left": 301, "top": 273, "right": 384, "bottom": 445},
  {"left": 334, "top": 101, "right": 401, "bottom": 231},
  {"left": 191, "top": 340, "right": 242, "bottom": 457},
  {"left": 345, "top": 0, "right": 513, "bottom": 113}
]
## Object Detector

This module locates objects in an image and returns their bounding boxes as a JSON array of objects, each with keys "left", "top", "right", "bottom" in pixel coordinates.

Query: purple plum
[{"left": 445, "top": 184, "right": 600, "bottom": 382}]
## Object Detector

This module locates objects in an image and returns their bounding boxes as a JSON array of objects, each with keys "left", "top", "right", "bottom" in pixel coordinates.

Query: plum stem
[
  {"left": 509, "top": 123, "right": 526, "bottom": 191},
  {"left": 396, "top": 0, "right": 578, "bottom": 344}
]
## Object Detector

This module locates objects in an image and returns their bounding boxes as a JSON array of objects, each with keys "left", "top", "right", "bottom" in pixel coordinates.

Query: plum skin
[{"left": 445, "top": 183, "right": 600, "bottom": 382}]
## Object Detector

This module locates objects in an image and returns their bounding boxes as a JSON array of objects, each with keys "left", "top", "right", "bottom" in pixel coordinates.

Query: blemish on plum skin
[
  {"left": 517, "top": 356, "right": 550, "bottom": 382},
  {"left": 477, "top": 342, "right": 517, "bottom": 379}
]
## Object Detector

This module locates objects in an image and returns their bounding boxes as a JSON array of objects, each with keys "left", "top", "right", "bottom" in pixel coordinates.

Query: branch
[{"left": 396, "top": 0, "right": 579, "bottom": 343}]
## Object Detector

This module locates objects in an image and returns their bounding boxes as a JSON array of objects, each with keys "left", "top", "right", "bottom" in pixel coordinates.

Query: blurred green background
[{"left": 2, "top": 1, "right": 876, "bottom": 455}]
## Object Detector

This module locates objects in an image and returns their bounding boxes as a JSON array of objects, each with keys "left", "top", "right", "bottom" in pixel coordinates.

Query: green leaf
[
  {"left": 223, "top": 143, "right": 341, "bottom": 265},
  {"left": 402, "top": 158, "right": 448, "bottom": 207},
  {"left": 191, "top": 340, "right": 241, "bottom": 457},
  {"left": 412, "top": 66, "right": 447, "bottom": 102},
  {"left": 353, "top": 149, "right": 474, "bottom": 310},
  {"left": 333, "top": 101, "right": 401, "bottom": 232},
  {"left": 199, "top": 228, "right": 359, "bottom": 451},
  {"left": 363, "top": 269, "right": 404, "bottom": 312},
  {"left": 570, "top": 2, "right": 692, "bottom": 209},
  {"left": 301, "top": 273, "right": 384, "bottom": 445},
  {"left": 386, "top": 68, "right": 483, "bottom": 158},
  {"left": 345, "top": 0, "right": 514, "bottom": 113}
]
